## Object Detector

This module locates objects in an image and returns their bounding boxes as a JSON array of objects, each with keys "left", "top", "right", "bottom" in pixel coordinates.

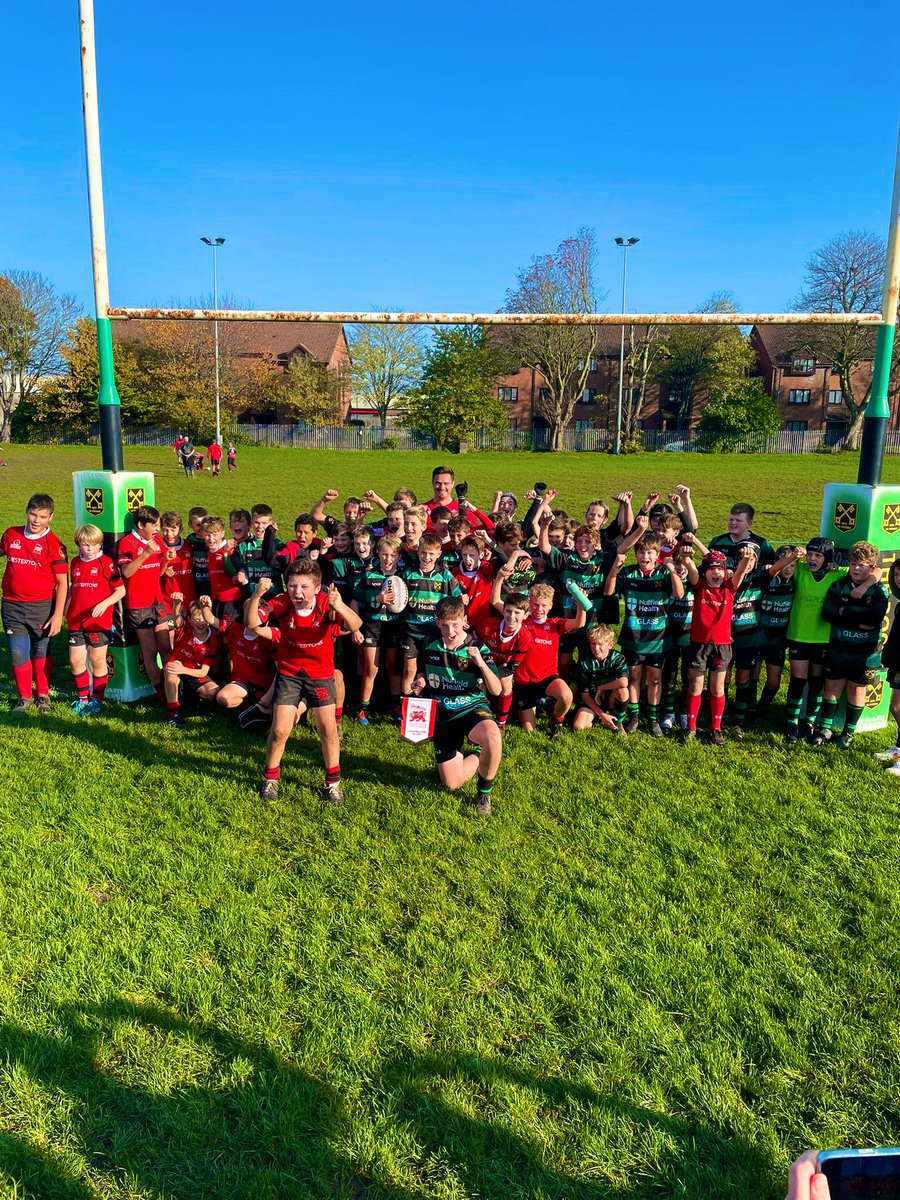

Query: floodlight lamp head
[
  {"left": 628, "top": 237, "right": 640, "bottom": 246},
  {"left": 615, "top": 237, "right": 624, "bottom": 245},
  {"left": 201, "top": 236, "right": 213, "bottom": 245}
]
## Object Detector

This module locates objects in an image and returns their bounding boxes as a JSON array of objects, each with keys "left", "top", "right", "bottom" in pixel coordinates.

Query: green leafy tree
[
  {"left": 656, "top": 292, "right": 755, "bottom": 430},
  {"left": 406, "top": 326, "right": 508, "bottom": 451},
  {"left": 698, "top": 377, "right": 782, "bottom": 451},
  {"left": 349, "top": 320, "right": 423, "bottom": 428},
  {"left": 0, "top": 271, "right": 81, "bottom": 442},
  {"left": 276, "top": 355, "right": 345, "bottom": 425}
]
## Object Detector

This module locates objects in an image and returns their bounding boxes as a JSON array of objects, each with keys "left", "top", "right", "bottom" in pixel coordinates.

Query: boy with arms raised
[
  {"left": 478, "top": 589, "right": 533, "bottom": 731},
  {"left": 410, "top": 595, "right": 502, "bottom": 817},
  {"left": 400, "top": 531, "right": 463, "bottom": 700},
  {"left": 0, "top": 492, "right": 68, "bottom": 713},
  {"left": 248, "top": 563, "right": 362, "bottom": 804},
  {"left": 66, "top": 523, "right": 125, "bottom": 715},
  {"left": 351, "top": 533, "right": 406, "bottom": 724},
  {"left": 783, "top": 538, "right": 844, "bottom": 743},
  {"left": 163, "top": 593, "right": 222, "bottom": 728},
  {"left": 708, "top": 502, "right": 774, "bottom": 568},
  {"left": 813, "top": 541, "right": 888, "bottom": 749},
  {"left": 681, "top": 546, "right": 755, "bottom": 744},
  {"left": 572, "top": 623, "right": 629, "bottom": 733},
  {"left": 604, "top": 531, "right": 684, "bottom": 736}
]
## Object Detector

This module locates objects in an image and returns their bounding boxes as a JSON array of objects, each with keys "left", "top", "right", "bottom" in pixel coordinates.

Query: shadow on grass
[{"left": 0, "top": 1001, "right": 777, "bottom": 1199}]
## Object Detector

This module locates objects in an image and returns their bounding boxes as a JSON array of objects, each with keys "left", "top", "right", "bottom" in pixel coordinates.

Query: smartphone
[
  {"left": 534, "top": 482, "right": 548, "bottom": 493},
  {"left": 818, "top": 1148, "right": 900, "bottom": 1199}
]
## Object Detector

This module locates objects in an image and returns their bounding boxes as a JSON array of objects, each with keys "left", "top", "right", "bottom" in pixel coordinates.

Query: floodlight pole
[
  {"left": 858, "top": 124, "right": 900, "bottom": 487},
  {"left": 78, "top": 0, "right": 123, "bottom": 472},
  {"left": 201, "top": 236, "right": 225, "bottom": 445},
  {"left": 613, "top": 237, "right": 639, "bottom": 454}
]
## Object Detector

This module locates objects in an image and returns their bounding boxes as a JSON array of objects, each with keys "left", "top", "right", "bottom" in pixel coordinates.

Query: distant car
[{"left": 662, "top": 440, "right": 692, "bottom": 452}]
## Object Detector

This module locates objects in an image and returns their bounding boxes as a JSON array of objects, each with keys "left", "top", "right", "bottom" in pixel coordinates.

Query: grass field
[{"left": 2, "top": 445, "right": 900, "bottom": 1199}]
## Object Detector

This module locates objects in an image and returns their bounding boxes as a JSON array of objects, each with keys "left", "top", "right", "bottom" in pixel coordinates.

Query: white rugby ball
[{"left": 381, "top": 574, "right": 408, "bottom": 614}]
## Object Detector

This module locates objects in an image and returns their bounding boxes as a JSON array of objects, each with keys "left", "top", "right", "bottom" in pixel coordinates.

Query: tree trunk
[
  {"left": 842, "top": 406, "right": 866, "bottom": 451},
  {"left": 0, "top": 404, "right": 12, "bottom": 443},
  {"left": 550, "top": 422, "right": 563, "bottom": 451}
]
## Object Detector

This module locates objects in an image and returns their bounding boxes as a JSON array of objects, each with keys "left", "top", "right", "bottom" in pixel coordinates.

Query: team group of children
[{"left": 3, "top": 464, "right": 899, "bottom": 817}]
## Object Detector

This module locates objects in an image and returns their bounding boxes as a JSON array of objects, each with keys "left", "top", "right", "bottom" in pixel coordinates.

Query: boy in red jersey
[
  {"left": 207, "top": 441, "right": 223, "bottom": 476},
  {"left": 479, "top": 590, "right": 533, "bottom": 730},
  {"left": 66, "top": 523, "right": 125, "bottom": 715},
  {"left": 0, "top": 492, "right": 69, "bottom": 712},
  {"left": 247, "top": 563, "right": 362, "bottom": 805},
  {"left": 451, "top": 536, "right": 493, "bottom": 633},
  {"left": 117, "top": 505, "right": 169, "bottom": 698},
  {"left": 495, "top": 575, "right": 587, "bottom": 737},
  {"left": 162, "top": 593, "right": 222, "bottom": 728},
  {"left": 199, "top": 515, "right": 243, "bottom": 620},
  {"left": 681, "top": 544, "right": 754, "bottom": 744},
  {"left": 215, "top": 614, "right": 277, "bottom": 712},
  {"left": 160, "top": 512, "right": 196, "bottom": 631}
]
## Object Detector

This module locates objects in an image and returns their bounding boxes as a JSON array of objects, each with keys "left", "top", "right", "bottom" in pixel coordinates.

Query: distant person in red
[
  {"left": 226, "top": 443, "right": 237, "bottom": 472},
  {"left": 0, "top": 491, "right": 69, "bottom": 713},
  {"left": 173, "top": 434, "right": 186, "bottom": 459},
  {"left": 208, "top": 441, "right": 223, "bottom": 476},
  {"left": 117, "top": 504, "right": 170, "bottom": 700}
]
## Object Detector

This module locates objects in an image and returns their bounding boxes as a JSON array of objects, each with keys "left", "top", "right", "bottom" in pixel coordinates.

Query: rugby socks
[
  {"left": 756, "top": 685, "right": 779, "bottom": 715},
  {"left": 805, "top": 676, "right": 824, "bottom": 728},
  {"left": 74, "top": 671, "right": 91, "bottom": 702},
  {"left": 92, "top": 674, "right": 108, "bottom": 702},
  {"left": 844, "top": 704, "right": 863, "bottom": 736},
  {"left": 627, "top": 701, "right": 640, "bottom": 721},
  {"left": 818, "top": 698, "right": 838, "bottom": 733},
  {"left": 732, "top": 681, "right": 756, "bottom": 725},
  {"left": 685, "top": 692, "right": 702, "bottom": 730},
  {"left": 646, "top": 702, "right": 659, "bottom": 723},
  {"left": 32, "top": 656, "right": 51, "bottom": 698},
  {"left": 495, "top": 691, "right": 514, "bottom": 729},
  {"left": 785, "top": 677, "right": 806, "bottom": 728},
  {"left": 11, "top": 660, "right": 33, "bottom": 700},
  {"left": 335, "top": 706, "right": 343, "bottom": 727},
  {"left": 167, "top": 700, "right": 180, "bottom": 715},
  {"left": 325, "top": 765, "right": 341, "bottom": 788},
  {"left": 709, "top": 693, "right": 726, "bottom": 731},
  {"left": 550, "top": 711, "right": 566, "bottom": 728},
  {"left": 476, "top": 774, "right": 494, "bottom": 800},
  {"left": 264, "top": 766, "right": 281, "bottom": 782}
]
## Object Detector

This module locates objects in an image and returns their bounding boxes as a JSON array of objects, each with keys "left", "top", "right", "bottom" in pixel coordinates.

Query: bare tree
[
  {"left": 0, "top": 271, "right": 81, "bottom": 442},
  {"left": 349, "top": 317, "right": 424, "bottom": 428},
  {"left": 621, "top": 324, "right": 666, "bottom": 442},
  {"left": 502, "top": 229, "right": 607, "bottom": 451},
  {"left": 792, "top": 230, "right": 897, "bottom": 449}
]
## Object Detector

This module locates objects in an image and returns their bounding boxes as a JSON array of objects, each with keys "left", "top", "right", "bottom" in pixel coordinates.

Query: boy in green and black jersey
[
  {"left": 400, "top": 532, "right": 462, "bottom": 698},
  {"left": 755, "top": 545, "right": 801, "bottom": 722},
  {"left": 604, "top": 531, "right": 684, "bottom": 736},
  {"left": 572, "top": 623, "right": 629, "bottom": 733}
]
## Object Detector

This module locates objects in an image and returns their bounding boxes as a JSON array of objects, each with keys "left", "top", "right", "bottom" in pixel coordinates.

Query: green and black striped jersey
[
  {"left": 401, "top": 565, "right": 462, "bottom": 628},
  {"left": 731, "top": 567, "right": 768, "bottom": 646},
  {"left": 759, "top": 574, "right": 796, "bottom": 639},
  {"left": 548, "top": 546, "right": 612, "bottom": 612},
  {"left": 352, "top": 566, "right": 401, "bottom": 622},
  {"left": 614, "top": 565, "right": 676, "bottom": 656},
  {"left": 575, "top": 648, "right": 628, "bottom": 695},
  {"left": 416, "top": 629, "right": 498, "bottom": 718}
]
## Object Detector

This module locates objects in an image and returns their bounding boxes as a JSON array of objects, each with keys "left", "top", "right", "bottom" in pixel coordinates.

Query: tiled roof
[{"left": 111, "top": 319, "right": 346, "bottom": 363}]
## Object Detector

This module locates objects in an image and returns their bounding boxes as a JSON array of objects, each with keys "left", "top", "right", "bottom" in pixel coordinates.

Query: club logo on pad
[
  {"left": 126, "top": 487, "right": 146, "bottom": 512},
  {"left": 833, "top": 501, "right": 857, "bottom": 533},
  {"left": 865, "top": 679, "right": 883, "bottom": 710},
  {"left": 84, "top": 487, "right": 104, "bottom": 516},
  {"left": 882, "top": 503, "right": 900, "bottom": 535}
]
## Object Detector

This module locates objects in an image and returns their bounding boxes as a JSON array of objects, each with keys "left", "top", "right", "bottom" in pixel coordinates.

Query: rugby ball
[{"left": 380, "top": 574, "right": 408, "bottom": 614}]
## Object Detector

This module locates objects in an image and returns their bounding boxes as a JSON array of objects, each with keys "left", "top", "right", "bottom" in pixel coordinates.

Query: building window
[
  {"left": 785, "top": 420, "right": 808, "bottom": 432},
  {"left": 831, "top": 365, "right": 840, "bottom": 375},
  {"left": 791, "top": 356, "right": 815, "bottom": 374},
  {"left": 828, "top": 390, "right": 843, "bottom": 405},
  {"left": 497, "top": 386, "right": 518, "bottom": 402},
  {"left": 576, "top": 358, "right": 599, "bottom": 372},
  {"left": 580, "top": 388, "right": 598, "bottom": 405},
  {"left": 538, "top": 387, "right": 551, "bottom": 403},
  {"left": 574, "top": 419, "right": 591, "bottom": 432},
  {"left": 788, "top": 389, "right": 811, "bottom": 405}
]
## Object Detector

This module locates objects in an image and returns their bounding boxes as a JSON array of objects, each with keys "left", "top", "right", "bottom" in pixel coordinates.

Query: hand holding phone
[{"left": 816, "top": 1147, "right": 900, "bottom": 1199}]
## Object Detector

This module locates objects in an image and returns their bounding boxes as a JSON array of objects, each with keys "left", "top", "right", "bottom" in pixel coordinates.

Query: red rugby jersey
[
  {"left": 170, "top": 623, "right": 222, "bottom": 673},
  {"left": 262, "top": 591, "right": 339, "bottom": 679},
  {"left": 67, "top": 554, "right": 121, "bottom": 631},
  {"left": 480, "top": 615, "right": 533, "bottom": 670},
  {"left": 206, "top": 544, "right": 243, "bottom": 603},
  {"left": 690, "top": 577, "right": 739, "bottom": 644},
  {"left": 1, "top": 527, "right": 68, "bottom": 603},
  {"left": 515, "top": 615, "right": 570, "bottom": 683},
  {"left": 452, "top": 566, "right": 494, "bottom": 633},
  {"left": 117, "top": 532, "right": 166, "bottom": 609},
  {"left": 161, "top": 540, "right": 197, "bottom": 607},
  {"left": 224, "top": 620, "right": 276, "bottom": 690}
]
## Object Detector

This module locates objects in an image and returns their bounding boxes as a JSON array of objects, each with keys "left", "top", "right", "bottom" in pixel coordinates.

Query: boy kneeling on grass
[
  {"left": 409, "top": 595, "right": 502, "bottom": 817},
  {"left": 163, "top": 593, "right": 222, "bottom": 729},
  {"left": 572, "top": 623, "right": 629, "bottom": 733},
  {"left": 247, "top": 563, "right": 362, "bottom": 806}
]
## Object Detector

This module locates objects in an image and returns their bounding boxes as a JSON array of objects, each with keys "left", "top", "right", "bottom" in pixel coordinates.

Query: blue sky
[{"left": 3, "top": 0, "right": 899, "bottom": 319}]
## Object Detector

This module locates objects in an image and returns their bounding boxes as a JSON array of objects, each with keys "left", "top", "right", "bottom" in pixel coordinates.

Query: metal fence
[{"left": 19, "top": 423, "right": 900, "bottom": 454}]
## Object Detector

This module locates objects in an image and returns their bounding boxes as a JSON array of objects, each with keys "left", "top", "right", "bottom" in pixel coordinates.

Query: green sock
[
  {"left": 361, "top": 699, "right": 370, "bottom": 710},
  {"left": 646, "top": 703, "right": 659, "bottom": 721},
  {"left": 627, "top": 702, "right": 640, "bottom": 718},
  {"left": 476, "top": 775, "right": 494, "bottom": 796},
  {"left": 844, "top": 704, "right": 863, "bottom": 735},
  {"left": 819, "top": 698, "right": 838, "bottom": 731}
]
